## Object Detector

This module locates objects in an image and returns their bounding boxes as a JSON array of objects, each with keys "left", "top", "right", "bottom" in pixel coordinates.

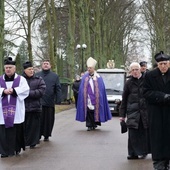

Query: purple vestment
[
  {"left": 76, "top": 72, "right": 112, "bottom": 122},
  {"left": 0, "top": 76, "right": 20, "bottom": 128}
]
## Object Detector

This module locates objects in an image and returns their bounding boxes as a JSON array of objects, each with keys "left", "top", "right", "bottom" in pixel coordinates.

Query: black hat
[
  {"left": 23, "top": 61, "right": 33, "bottom": 69},
  {"left": 154, "top": 51, "right": 170, "bottom": 62},
  {"left": 139, "top": 61, "right": 147, "bottom": 66},
  {"left": 4, "top": 57, "right": 16, "bottom": 65}
]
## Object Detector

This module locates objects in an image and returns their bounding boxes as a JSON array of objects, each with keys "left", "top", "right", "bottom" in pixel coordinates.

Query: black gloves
[{"left": 164, "top": 94, "right": 170, "bottom": 102}]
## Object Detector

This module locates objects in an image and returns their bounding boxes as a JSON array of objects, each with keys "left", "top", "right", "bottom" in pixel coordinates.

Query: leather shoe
[
  {"left": 87, "top": 127, "right": 92, "bottom": 131},
  {"left": 30, "top": 145, "right": 36, "bottom": 149},
  {"left": 44, "top": 137, "right": 49, "bottom": 141},
  {"left": 138, "top": 154, "right": 147, "bottom": 159},
  {"left": 127, "top": 155, "right": 138, "bottom": 160},
  {"left": 15, "top": 151, "right": 20, "bottom": 156},
  {"left": 92, "top": 126, "right": 97, "bottom": 130},
  {"left": 1, "top": 154, "right": 8, "bottom": 158}
]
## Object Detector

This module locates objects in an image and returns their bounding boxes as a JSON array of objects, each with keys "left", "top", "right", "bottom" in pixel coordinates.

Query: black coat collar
[{"left": 152, "top": 68, "right": 170, "bottom": 85}]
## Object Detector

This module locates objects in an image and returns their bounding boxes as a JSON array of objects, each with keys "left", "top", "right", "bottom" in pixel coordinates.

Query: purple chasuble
[
  {"left": 0, "top": 75, "right": 20, "bottom": 128},
  {"left": 87, "top": 81, "right": 96, "bottom": 105}
]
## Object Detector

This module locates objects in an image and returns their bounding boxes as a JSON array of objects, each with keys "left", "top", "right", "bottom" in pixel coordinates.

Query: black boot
[{"left": 87, "top": 127, "right": 92, "bottom": 131}]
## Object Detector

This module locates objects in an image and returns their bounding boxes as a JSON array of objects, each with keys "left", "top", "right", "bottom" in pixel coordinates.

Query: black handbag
[{"left": 120, "top": 120, "right": 127, "bottom": 134}]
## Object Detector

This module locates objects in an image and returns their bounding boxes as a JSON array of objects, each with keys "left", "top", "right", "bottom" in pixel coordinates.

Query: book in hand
[{"left": 120, "top": 120, "right": 127, "bottom": 134}]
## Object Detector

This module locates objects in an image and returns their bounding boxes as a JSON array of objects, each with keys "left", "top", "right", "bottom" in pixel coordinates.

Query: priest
[
  {"left": 76, "top": 57, "right": 112, "bottom": 131},
  {"left": 0, "top": 57, "right": 30, "bottom": 158}
]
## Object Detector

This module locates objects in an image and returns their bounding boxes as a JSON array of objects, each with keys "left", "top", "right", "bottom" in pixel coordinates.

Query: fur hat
[
  {"left": 4, "top": 57, "right": 16, "bottom": 65},
  {"left": 154, "top": 51, "right": 170, "bottom": 62},
  {"left": 86, "top": 57, "right": 97, "bottom": 68},
  {"left": 23, "top": 61, "right": 33, "bottom": 69}
]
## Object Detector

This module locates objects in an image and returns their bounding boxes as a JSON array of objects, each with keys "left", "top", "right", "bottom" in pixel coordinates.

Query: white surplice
[{"left": 0, "top": 73, "right": 30, "bottom": 124}]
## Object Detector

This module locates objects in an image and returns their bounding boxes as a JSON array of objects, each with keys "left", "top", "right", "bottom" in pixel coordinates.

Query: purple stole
[
  {"left": 0, "top": 75, "right": 20, "bottom": 128},
  {"left": 83, "top": 75, "right": 100, "bottom": 121}
]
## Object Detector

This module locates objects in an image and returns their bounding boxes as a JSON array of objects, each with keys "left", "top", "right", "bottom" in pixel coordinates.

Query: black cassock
[
  {"left": 40, "top": 106, "right": 55, "bottom": 139},
  {"left": 0, "top": 123, "right": 25, "bottom": 156},
  {"left": 128, "top": 120, "right": 150, "bottom": 156},
  {"left": 24, "top": 111, "right": 40, "bottom": 146}
]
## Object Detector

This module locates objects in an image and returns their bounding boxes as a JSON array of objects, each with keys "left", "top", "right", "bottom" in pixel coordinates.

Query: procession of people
[
  {"left": 0, "top": 57, "right": 61, "bottom": 157},
  {"left": 0, "top": 54, "right": 170, "bottom": 170}
]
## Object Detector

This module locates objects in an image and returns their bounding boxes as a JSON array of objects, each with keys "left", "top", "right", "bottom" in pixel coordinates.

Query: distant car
[{"left": 97, "top": 68, "right": 126, "bottom": 116}]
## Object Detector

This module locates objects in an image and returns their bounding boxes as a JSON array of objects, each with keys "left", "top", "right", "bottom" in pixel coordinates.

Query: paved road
[{"left": 0, "top": 108, "right": 153, "bottom": 170}]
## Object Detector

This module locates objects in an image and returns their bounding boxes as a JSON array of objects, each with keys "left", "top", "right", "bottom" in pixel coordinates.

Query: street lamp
[{"left": 76, "top": 44, "right": 87, "bottom": 72}]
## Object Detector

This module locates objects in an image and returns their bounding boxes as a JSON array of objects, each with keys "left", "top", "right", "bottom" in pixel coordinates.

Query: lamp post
[{"left": 76, "top": 44, "right": 87, "bottom": 73}]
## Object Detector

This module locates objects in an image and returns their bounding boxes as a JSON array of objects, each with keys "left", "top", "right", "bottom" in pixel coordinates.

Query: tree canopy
[{"left": 0, "top": 0, "right": 169, "bottom": 76}]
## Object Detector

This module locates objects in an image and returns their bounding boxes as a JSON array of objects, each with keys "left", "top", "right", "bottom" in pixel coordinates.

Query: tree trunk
[
  {"left": 66, "top": 0, "right": 76, "bottom": 79},
  {"left": 0, "top": 0, "right": 4, "bottom": 74},
  {"left": 45, "top": 0, "right": 55, "bottom": 72},
  {"left": 94, "top": 0, "right": 102, "bottom": 68},
  {"left": 27, "top": 0, "right": 33, "bottom": 62},
  {"left": 84, "top": 0, "right": 91, "bottom": 62},
  {"left": 51, "top": 0, "right": 58, "bottom": 73}
]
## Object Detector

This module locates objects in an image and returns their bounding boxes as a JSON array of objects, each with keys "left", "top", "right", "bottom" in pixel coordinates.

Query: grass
[{"left": 55, "top": 103, "right": 75, "bottom": 113}]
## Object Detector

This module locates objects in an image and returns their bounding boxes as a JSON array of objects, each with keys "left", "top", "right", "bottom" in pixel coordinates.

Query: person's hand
[
  {"left": 119, "top": 117, "right": 125, "bottom": 122},
  {"left": 4, "top": 88, "right": 13, "bottom": 95},
  {"left": 8, "top": 88, "right": 13, "bottom": 94},
  {"left": 164, "top": 94, "right": 170, "bottom": 102}
]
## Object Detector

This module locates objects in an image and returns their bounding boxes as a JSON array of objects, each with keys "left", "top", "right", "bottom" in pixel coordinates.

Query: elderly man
[
  {"left": 76, "top": 57, "right": 112, "bottom": 131},
  {"left": 0, "top": 57, "right": 29, "bottom": 158},
  {"left": 143, "top": 51, "right": 170, "bottom": 170},
  {"left": 22, "top": 61, "right": 46, "bottom": 149},
  {"left": 119, "top": 62, "right": 150, "bottom": 160}
]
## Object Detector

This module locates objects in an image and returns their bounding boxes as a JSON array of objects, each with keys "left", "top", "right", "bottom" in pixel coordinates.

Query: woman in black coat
[
  {"left": 23, "top": 62, "right": 46, "bottom": 148},
  {"left": 72, "top": 75, "right": 81, "bottom": 108},
  {"left": 119, "top": 62, "right": 150, "bottom": 160}
]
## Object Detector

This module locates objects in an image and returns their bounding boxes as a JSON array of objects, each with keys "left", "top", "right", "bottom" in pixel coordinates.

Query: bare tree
[
  {"left": 142, "top": 0, "right": 170, "bottom": 62},
  {"left": 88, "top": 0, "right": 140, "bottom": 68},
  {"left": 5, "top": 0, "right": 45, "bottom": 62},
  {"left": 0, "top": 0, "right": 4, "bottom": 74},
  {"left": 44, "top": 0, "right": 55, "bottom": 71},
  {"left": 3, "top": 0, "right": 152, "bottom": 77}
]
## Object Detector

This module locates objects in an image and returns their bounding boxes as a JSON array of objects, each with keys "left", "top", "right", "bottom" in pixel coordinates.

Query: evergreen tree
[
  {"left": 18, "top": 41, "right": 29, "bottom": 63},
  {"left": 15, "top": 53, "right": 22, "bottom": 74}
]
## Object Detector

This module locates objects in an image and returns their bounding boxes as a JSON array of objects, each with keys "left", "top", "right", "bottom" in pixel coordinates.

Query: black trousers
[
  {"left": 74, "top": 94, "right": 78, "bottom": 108},
  {"left": 86, "top": 108, "right": 101, "bottom": 128},
  {"left": 40, "top": 106, "right": 55, "bottom": 138}
]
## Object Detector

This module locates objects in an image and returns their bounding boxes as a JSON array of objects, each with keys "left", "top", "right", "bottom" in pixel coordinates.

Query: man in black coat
[
  {"left": 119, "top": 62, "right": 150, "bottom": 160},
  {"left": 143, "top": 51, "right": 170, "bottom": 170},
  {"left": 36, "top": 59, "right": 61, "bottom": 141},
  {"left": 139, "top": 61, "right": 149, "bottom": 75},
  {"left": 23, "top": 61, "right": 46, "bottom": 148}
]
